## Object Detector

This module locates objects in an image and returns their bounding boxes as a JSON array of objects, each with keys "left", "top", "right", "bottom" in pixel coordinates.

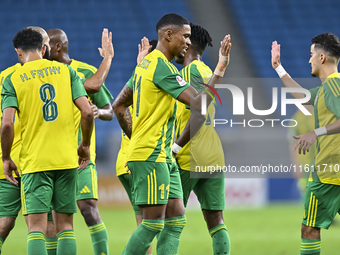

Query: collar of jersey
[{"left": 324, "top": 72, "right": 340, "bottom": 83}]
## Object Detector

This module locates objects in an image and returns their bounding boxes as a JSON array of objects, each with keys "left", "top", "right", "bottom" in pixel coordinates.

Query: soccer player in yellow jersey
[
  {"left": 116, "top": 38, "right": 157, "bottom": 255},
  {"left": 0, "top": 26, "right": 58, "bottom": 255},
  {"left": 113, "top": 13, "right": 231, "bottom": 255},
  {"left": 288, "top": 106, "right": 315, "bottom": 199},
  {"left": 1, "top": 28, "right": 93, "bottom": 255},
  {"left": 272, "top": 33, "right": 340, "bottom": 255},
  {"left": 174, "top": 22, "right": 230, "bottom": 255},
  {"left": 47, "top": 28, "right": 114, "bottom": 255}
]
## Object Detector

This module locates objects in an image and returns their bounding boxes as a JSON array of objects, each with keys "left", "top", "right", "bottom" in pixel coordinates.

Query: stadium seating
[
  {"left": 227, "top": 0, "right": 340, "bottom": 117},
  {"left": 0, "top": 0, "right": 193, "bottom": 154}
]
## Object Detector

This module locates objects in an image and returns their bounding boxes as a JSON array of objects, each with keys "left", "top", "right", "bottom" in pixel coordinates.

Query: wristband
[
  {"left": 314, "top": 126, "right": 327, "bottom": 137},
  {"left": 275, "top": 65, "right": 287, "bottom": 78},
  {"left": 172, "top": 143, "right": 182, "bottom": 154},
  {"left": 214, "top": 69, "right": 225, "bottom": 77}
]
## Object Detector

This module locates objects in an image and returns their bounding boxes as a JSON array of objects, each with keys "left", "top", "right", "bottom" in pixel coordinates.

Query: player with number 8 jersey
[
  {"left": 2, "top": 60, "right": 85, "bottom": 173},
  {"left": 1, "top": 28, "right": 93, "bottom": 255}
]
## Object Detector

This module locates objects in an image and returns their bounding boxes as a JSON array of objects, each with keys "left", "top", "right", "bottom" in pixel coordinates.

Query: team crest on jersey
[{"left": 176, "top": 75, "right": 187, "bottom": 86}]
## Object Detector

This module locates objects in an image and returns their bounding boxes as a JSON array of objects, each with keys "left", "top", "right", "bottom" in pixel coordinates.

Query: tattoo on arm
[{"left": 113, "top": 85, "right": 133, "bottom": 138}]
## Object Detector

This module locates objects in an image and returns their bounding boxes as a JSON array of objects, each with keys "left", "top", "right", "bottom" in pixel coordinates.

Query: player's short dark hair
[
  {"left": 312, "top": 32, "right": 340, "bottom": 59},
  {"left": 156, "top": 13, "right": 189, "bottom": 32},
  {"left": 13, "top": 28, "right": 43, "bottom": 52},
  {"left": 189, "top": 22, "right": 212, "bottom": 51}
]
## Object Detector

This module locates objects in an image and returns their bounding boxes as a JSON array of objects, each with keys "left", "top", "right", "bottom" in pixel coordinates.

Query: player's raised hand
[
  {"left": 137, "top": 36, "right": 152, "bottom": 64},
  {"left": 78, "top": 141, "right": 91, "bottom": 170},
  {"left": 3, "top": 159, "right": 19, "bottom": 186},
  {"left": 293, "top": 130, "right": 317, "bottom": 155},
  {"left": 219, "top": 34, "right": 232, "bottom": 66},
  {"left": 271, "top": 41, "right": 281, "bottom": 69},
  {"left": 98, "top": 28, "right": 114, "bottom": 59}
]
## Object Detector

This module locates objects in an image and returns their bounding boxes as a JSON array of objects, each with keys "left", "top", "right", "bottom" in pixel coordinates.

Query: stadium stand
[{"left": 0, "top": 0, "right": 193, "bottom": 155}]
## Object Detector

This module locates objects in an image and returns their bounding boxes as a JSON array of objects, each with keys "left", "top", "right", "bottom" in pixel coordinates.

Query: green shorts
[
  {"left": 127, "top": 161, "right": 183, "bottom": 206},
  {"left": 180, "top": 169, "right": 225, "bottom": 211},
  {"left": 77, "top": 163, "right": 98, "bottom": 201},
  {"left": 302, "top": 180, "right": 340, "bottom": 229},
  {"left": 21, "top": 169, "right": 78, "bottom": 215},
  {"left": 0, "top": 178, "right": 21, "bottom": 218},
  {"left": 118, "top": 174, "right": 141, "bottom": 215}
]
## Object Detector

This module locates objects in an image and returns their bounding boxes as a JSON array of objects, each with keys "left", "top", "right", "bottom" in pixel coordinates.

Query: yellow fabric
[
  {"left": 126, "top": 50, "right": 188, "bottom": 163},
  {"left": 116, "top": 106, "right": 132, "bottom": 176},
  {"left": 309, "top": 73, "right": 340, "bottom": 185},
  {"left": 5, "top": 59, "right": 79, "bottom": 174},
  {"left": 176, "top": 60, "right": 225, "bottom": 171},
  {"left": 70, "top": 59, "right": 96, "bottom": 164},
  {"left": 0, "top": 63, "right": 22, "bottom": 179}
]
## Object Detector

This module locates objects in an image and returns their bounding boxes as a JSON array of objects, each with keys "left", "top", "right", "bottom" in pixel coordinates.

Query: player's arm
[
  {"left": 90, "top": 102, "right": 114, "bottom": 120},
  {"left": 1, "top": 75, "right": 20, "bottom": 186},
  {"left": 173, "top": 109, "right": 205, "bottom": 155},
  {"left": 177, "top": 35, "right": 231, "bottom": 110},
  {"left": 112, "top": 85, "right": 133, "bottom": 139},
  {"left": 293, "top": 86, "right": 340, "bottom": 154},
  {"left": 271, "top": 41, "right": 311, "bottom": 101},
  {"left": 74, "top": 96, "right": 94, "bottom": 169},
  {"left": 69, "top": 66, "right": 94, "bottom": 169},
  {"left": 83, "top": 28, "right": 114, "bottom": 94}
]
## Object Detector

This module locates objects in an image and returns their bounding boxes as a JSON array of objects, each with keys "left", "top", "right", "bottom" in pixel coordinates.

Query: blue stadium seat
[{"left": 0, "top": 0, "right": 194, "bottom": 154}]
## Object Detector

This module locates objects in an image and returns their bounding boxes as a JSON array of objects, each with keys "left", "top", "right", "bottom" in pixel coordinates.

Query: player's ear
[
  {"left": 15, "top": 48, "right": 22, "bottom": 58},
  {"left": 320, "top": 53, "right": 326, "bottom": 64},
  {"left": 165, "top": 29, "right": 173, "bottom": 42},
  {"left": 42, "top": 45, "right": 47, "bottom": 57},
  {"left": 56, "top": 42, "right": 62, "bottom": 52}
]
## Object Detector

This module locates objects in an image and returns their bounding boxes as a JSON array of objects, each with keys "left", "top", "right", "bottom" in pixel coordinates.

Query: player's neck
[
  {"left": 183, "top": 53, "right": 201, "bottom": 67},
  {"left": 319, "top": 65, "right": 338, "bottom": 83},
  {"left": 21, "top": 52, "right": 43, "bottom": 64},
  {"left": 60, "top": 53, "right": 72, "bottom": 65}
]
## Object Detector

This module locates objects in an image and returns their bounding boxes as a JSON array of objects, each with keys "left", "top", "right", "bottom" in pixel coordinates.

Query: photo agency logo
[{"left": 201, "top": 84, "right": 312, "bottom": 128}]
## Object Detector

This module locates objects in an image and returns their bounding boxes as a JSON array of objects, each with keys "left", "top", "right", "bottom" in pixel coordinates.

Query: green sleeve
[
  {"left": 153, "top": 59, "right": 190, "bottom": 99},
  {"left": 308, "top": 86, "right": 320, "bottom": 105},
  {"left": 324, "top": 80, "right": 340, "bottom": 119},
  {"left": 188, "top": 63, "right": 204, "bottom": 92},
  {"left": 126, "top": 71, "right": 135, "bottom": 90},
  {"left": 89, "top": 84, "right": 114, "bottom": 108},
  {"left": 68, "top": 65, "right": 87, "bottom": 101},
  {"left": 1, "top": 73, "right": 18, "bottom": 111}
]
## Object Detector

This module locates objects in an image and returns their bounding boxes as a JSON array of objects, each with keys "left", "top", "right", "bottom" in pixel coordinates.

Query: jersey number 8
[{"left": 39, "top": 83, "right": 59, "bottom": 122}]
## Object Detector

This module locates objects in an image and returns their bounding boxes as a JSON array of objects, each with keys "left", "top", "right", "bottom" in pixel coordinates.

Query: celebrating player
[
  {"left": 0, "top": 26, "right": 58, "bottom": 255},
  {"left": 271, "top": 33, "right": 340, "bottom": 255},
  {"left": 113, "top": 13, "right": 231, "bottom": 255},
  {"left": 174, "top": 22, "right": 231, "bottom": 255},
  {"left": 47, "top": 28, "right": 114, "bottom": 255},
  {"left": 1, "top": 28, "right": 93, "bottom": 255}
]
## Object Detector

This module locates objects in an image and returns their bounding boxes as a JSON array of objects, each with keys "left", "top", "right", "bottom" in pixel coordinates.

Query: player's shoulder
[
  {"left": 0, "top": 63, "right": 22, "bottom": 78},
  {"left": 148, "top": 50, "right": 178, "bottom": 75},
  {"left": 70, "top": 59, "right": 97, "bottom": 73},
  {"left": 323, "top": 73, "right": 340, "bottom": 98}
]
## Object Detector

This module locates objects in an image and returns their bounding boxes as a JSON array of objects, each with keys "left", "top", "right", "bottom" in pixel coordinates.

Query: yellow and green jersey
[
  {"left": 126, "top": 49, "right": 190, "bottom": 163},
  {"left": 288, "top": 110, "right": 315, "bottom": 167},
  {"left": 308, "top": 72, "right": 340, "bottom": 185},
  {"left": 70, "top": 59, "right": 113, "bottom": 165},
  {"left": 116, "top": 106, "right": 132, "bottom": 177},
  {"left": 1, "top": 59, "right": 87, "bottom": 174},
  {"left": 0, "top": 63, "right": 22, "bottom": 179},
  {"left": 175, "top": 60, "right": 225, "bottom": 171},
  {"left": 116, "top": 130, "right": 130, "bottom": 176}
]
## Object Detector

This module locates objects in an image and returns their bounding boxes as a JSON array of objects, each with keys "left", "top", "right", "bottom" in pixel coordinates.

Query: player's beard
[{"left": 43, "top": 46, "right": 50, "bottom": 60}]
